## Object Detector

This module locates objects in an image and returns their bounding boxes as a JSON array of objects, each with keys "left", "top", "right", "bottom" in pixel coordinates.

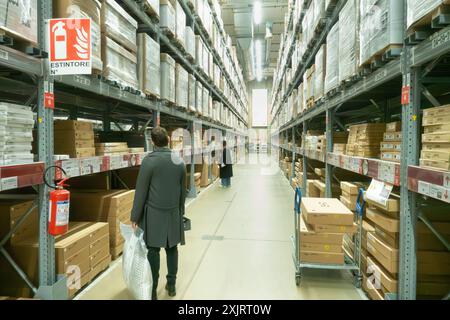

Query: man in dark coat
[
  {"left": 131, "top": 127, "right": 187, "bottom": 300},
  {"left": 220, "top": 140, "right": 233, "bottom": 188}
]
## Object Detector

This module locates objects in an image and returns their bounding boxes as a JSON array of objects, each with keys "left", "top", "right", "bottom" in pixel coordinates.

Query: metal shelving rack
[
  {"left": 0, "top": 0, "right": 249, "bottom": 299},
  {"left": 270, "top": 0, "right": 450, "bottom": 300}
]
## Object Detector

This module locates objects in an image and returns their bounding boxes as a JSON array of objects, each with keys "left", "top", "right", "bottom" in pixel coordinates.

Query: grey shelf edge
[
  {"left": 179, "top": 0, "right": 247, "bottom": 117},
  {"left": 271, "top": 0, "right": 344, "bottom": 122},
  {"left": 121, "top": 0, "right": 247, "bottom": 126},
  {"left": 0, "top": 45, "right": 44, "bottom": 76}
]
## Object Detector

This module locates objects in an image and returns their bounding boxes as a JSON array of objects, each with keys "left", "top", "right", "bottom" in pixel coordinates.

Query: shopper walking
[
  {"left": 220, "top": 140, "right": 233, "bottom": 188},
  {"left": 130, "top": 127, "right": 187, "bottom": 300}
]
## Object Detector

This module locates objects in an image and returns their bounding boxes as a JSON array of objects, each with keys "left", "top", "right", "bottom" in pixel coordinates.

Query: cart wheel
[{"left": 295, "top": 274, "right": 302, "bottom": 286}]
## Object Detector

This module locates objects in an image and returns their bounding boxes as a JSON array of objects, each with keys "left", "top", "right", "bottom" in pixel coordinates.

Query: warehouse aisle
[{"left": 77, "top": 154, "right": 364, "bottom": 300}]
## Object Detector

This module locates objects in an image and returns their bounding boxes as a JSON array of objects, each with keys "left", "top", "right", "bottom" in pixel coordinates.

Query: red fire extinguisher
[{"left": 44, "top": 166, "right": 70, "bottom": 236}]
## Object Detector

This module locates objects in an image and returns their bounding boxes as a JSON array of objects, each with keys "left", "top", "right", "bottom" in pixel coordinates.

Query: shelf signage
[
  {"left": 401, "top": 86, "right": 410, "bottom": 105},
  {"left": 48, "top": 18, "right": 92, "bottom": 75},
  {"left": 366, "top": 179, "right": 393, "bottom": 206}
]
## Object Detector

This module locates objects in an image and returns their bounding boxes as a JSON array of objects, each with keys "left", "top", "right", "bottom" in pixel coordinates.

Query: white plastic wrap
[
  {"left": 160, "top": 0, "right": 176, "bottom": 36},
  {"left": 185, "top": 26, "right": 196, "bottom": 59},
  {"left": 175, "top": 1, "right": 186, "bottom": 48},
  {"left": 360, "top": 0, "right": 404, "bottom": 66},
  {"left": 314, "top": 44, "right": 326, "bottom": 100},
  {"left": 120, "top": 224, "right": 153, "bottom": 300},
  {"left": 102, "top": 0, "right": 138, "bottom": 53},
  {"left": 298, "top": 83, "right": 304, "bottom": 114},
  {"left": 407, "top": 0, "right": 446, "bottom": 29},
  {"left": 188, "top": 74, "right": 196, "bottom": 112},
  {"left": 325, "top": 23, "right": 339, "bottom": 93},
  {"left": 160, "top": 53, "right": 176, "bottom": 103},
  {"left": 203, "top": 46, "right": 209, "bottom": 75},
  {"left": 138, "top": 34, "right": 160, "bottom": 97},
  {"left": 195, "top": 36, "right": 203, "bottom": 67},
  {"left": 175, "top": 64, "right": 189, "bottom": 109},
  {"left": 102, "top": 36, "right": 138, "bottom": 89},
  {"left": 144, "top": 0, "right": 159, "bottom": 17},
  {"left": 196, "top": 81, "right": 203, "bottom": 114},
  {"left": 339, "top": 0, "right": 360, "bottom": 83},
  {"left": 0, "top": 0, "right": 37, "bottom": 44},
  {"left": 313, "top": 0, "right": 326, "bottom": 32},
  {"left": 203, "top": 87, "right": 209, "bottom": 117}
]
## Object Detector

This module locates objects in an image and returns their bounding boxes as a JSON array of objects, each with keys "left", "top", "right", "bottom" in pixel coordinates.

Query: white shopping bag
[{"left": 120, "top": 223, "right": 153, "bottom": 300}]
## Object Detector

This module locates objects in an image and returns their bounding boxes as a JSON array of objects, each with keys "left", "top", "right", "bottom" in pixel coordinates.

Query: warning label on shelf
[{"left": 48, "top": 18, "right": 91, "bottom": 75}]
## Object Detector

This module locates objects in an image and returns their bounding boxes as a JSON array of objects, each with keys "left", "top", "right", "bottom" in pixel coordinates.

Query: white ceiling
[{"left": 219, "top": 0, "right": 289, "bottom": 82}]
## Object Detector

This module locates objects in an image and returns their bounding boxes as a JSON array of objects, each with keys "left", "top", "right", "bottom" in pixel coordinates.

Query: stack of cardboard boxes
[
  {"left": 380, "top": 122, "right": 402, "bottom": 163},
  {"left": 306, "top": 180, "right": 321, "bottom": 197},
  {"left": 299, "top": 198, "right": 357, "bottom": 265},
  {"left": 420, "top": 105, "right": 450, "bottom": 170},
  {"left": 54, "top": 120, "right": 96, "bottom": 158},
  {"left": 101, "top": 0, "right": 138, "bottom": 89},
  {"left": 316, "top": 132, "right": 348, "bottom": 153},
  {"left": 363, "top": 196, "right": 400, "bottom": 300},
  {"left": 95, "top": 142, "right": 129, "bottom": 156},
  {"left": 137, "top": 33, "right": 161, "bottom": 98},
  {"left": 340, "top": 182, "right": 359, "bottom": 212},
  {"left": 333, "top": 143, "right": 347, "bottom": 155},
  {"left": 346, "top": 123, "right": 386, "bottom": 158}
]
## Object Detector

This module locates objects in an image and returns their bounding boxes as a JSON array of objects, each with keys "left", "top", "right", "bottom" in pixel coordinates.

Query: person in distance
[{"left": 220, "top": 140, "right": 233, "bottom": 188}]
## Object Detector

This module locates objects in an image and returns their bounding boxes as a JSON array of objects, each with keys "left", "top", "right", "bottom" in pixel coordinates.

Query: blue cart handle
[
  {"left": 294, "top": 187, "right": 302, "bottom": 215},
  {"left": 355, "top": 188, "right": 366, "bottom": 218}
]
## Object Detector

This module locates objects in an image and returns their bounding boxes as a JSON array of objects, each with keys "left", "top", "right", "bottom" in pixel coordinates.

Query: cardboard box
[
  {"left": 90, "top": 234, "right": 109, "bottom": 256},
  {"left": 421, "top": 150, "right": 450, "bottom": 162},
  {"left": 367, "top": 240, "right": 398, "bottom": 274},
  {"left": 300, "top": 251, "right": 344, "bottom": 265},
  {"left": 340, "top": 182, "right": 359, "bottom": 195},
  {"left": 311, "top": 223, "right": 358, "bottom": 234},
  {"left": 423, "top": 114, "right": 450, "bottom": 126},
  {"left": 68, "top": 172, "right": 110, "bottom": 190},
  {"left": 55, "top": 130, "right": 94, "bottom": 141},
  {"left": 422, "top": 132, "right": 450, "bottom": 143},
  {"left": 386, "top": 122, "right": 401, "bottom": 132},
  {"left": 366, "top": 207, "right": 399, "bottom": 233},
  {"left": 363, "top": 275, "right": 385, "bottom": 300},
  {"left": 381, "top": 152, "right": 401, "bottom": 163},
  {"left": 420, "top": 159, "right": 450, "bottom": 171},
  {"left": 300, "top": 242, "right": 343, "bottom": 254},
  {"left": 299, "top": 214, "right": 344, "bottom": 244},
  {"left": 380, "top": 141, "right": 401, "bottom": 152},
  {"left": 424, "top": 124, "right": 450, "bottom": 134},
  {"left": 367, "top": 256, "right": 398, "bottom": 293},
  {"left": 301, "top": 198, "right": 354, "bottom": 226},
  {"left": 375, "top": 226, "right": 399, "bottom": 248},
  {"left": 306, "top": 180, "right": 320, "bottom": 197},
  {"left": 383, "top": 132, "right": 402, "bottom": 142},
  {"left": 90, "top": 244, "right": 110, "bottom": 268},
  {"left": 0, "top": 200, "right": 38, "bottom": 245},
  {"left": 367, "top": 233, "right": 398, "bottom": 261},
  {"left": 89, "top": 255, "right": 111, "bottom": 282},
  {"left": 366, "top": 198, "right": 400, "bottom": 215},
  {"left": 70, "top": 190, "right": 125, "bottom": 222},
  {"left": 417, "top": 251, "right": 450, "bottom": 276},
  {"left": 422, "top": 143, "right": 450, "bottom": 152},
  {"left": 340, "top": 195, "right": 354, "bottom": 212},
  {"left": 423, "top": 104, "right": 450, "bottom": 117},
  {"left": 54, "top": 120, "right": 93, "bottom": 132},
  {"left": 314, "top": 168, "right": 326, "bottom": 177}
]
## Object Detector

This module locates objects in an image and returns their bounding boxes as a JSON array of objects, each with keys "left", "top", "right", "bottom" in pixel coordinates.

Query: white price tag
[
  {"left": 351, "top": 158, "right": 360, "bottom": 173},
  {"left": 81, "top": 158, "right": 100, "bottom": 175},
  {"left": 1, "top": 177, "right": 18, "bottom": 190},
  {"left": 444, "top": 173, "right": 450, "bottom": 189},
  {"left": 61, "top": 159, "right": 80, "bottom": 178},
  {"left": 379, "top": 161, "right": 395, "bottom": 184},
  {"left": 109, "top": 155, "right": 121, "bottom": 170},
  {"left": 429, "top": 185, "right": 445, "bottom": 201},
  {"left": 366, "top": 179, "right": 393, "bottom": 206},
  {"left": 0, "top": 48, "right": 8, "bottom": 60},
  {"left": 418, "top": 181, "right": 431, "bottom": 196}
]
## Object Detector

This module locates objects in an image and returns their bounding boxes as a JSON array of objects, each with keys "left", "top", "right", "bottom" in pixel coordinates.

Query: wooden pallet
[
  {"left": 0, "top": 27, "right": 44, "bottom": 58},
  {"left": 141, "top": 1, "right": 160, "bottom": 21},
  {"left": 306, "top": 98, "right": 315, "bottom": 109},
  {"left": 161, "top": 27, "right": 176, "bottom": 40},
  {"left": 161, "top": 98, "right": 176, "bottom": 107},
  {"left": 360, "top": 44, "right": 403, "bottom": 70},
  {"left": 406, "top": 3, "right": 450, "bottom": 44},
  {"left": 144, "top": 91, "right": 160, "bottom": 101}
]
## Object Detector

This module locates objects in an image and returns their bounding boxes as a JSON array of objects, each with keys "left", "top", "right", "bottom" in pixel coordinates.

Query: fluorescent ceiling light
[{"left": 253, "top": 1, "right": 262, "bottom": 25}]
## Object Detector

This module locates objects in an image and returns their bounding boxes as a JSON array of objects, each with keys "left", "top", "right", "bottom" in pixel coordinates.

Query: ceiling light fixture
[{"left": 253, "top": 1, "right": 262, "bottom": 25}]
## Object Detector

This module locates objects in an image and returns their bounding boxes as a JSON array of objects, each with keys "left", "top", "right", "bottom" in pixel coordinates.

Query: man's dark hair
[
  {"left": 151, "top": 127, "right": 169, "bottom": 147},
  {"left": 223, "top": 140, "right": 227, "bottom": 147}
]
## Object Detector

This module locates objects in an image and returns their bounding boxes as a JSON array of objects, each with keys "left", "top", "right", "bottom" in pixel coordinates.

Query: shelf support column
[
  {"left": 187, "top": 121, "right": 198, "bottom": 198},
  {"left": 399, "top": 54, "right": 421, "bottom": 300},
  {"left": 291, "top": 127, "right": 296, "bottom": 184},
  {"left": 325, "top": 109, "right": 334, "bottom": 198},
  {"left": 302, "top": 121, "right": 307, "bottom": 195}
]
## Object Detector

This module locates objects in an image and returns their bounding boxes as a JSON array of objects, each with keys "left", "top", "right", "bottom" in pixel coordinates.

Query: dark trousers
[{"left": 147, "top": 245, "right": 178, "bottom": 292}]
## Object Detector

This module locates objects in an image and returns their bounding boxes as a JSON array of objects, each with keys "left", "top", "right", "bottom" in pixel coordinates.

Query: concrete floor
[{"left": 76, "top": 153, "right": 365, "bottom": 300}]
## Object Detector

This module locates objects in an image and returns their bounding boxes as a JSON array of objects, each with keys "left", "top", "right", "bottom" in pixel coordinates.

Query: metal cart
[{"left": 291, "top": 187, "right": 365, "bottom": 287}]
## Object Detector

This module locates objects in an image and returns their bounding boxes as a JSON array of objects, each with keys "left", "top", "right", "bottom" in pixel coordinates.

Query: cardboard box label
[
  {"left": 1, "top": 177, "right": 18, "bottom": 191},
  {"left": 60, "top": 159, "right": 81, "bottom": 178},
  {"left": 418, "top": 181, "right": 431, "bottom": 196},
  {"left": 378, "top": 161, "right": 398, "bottom": 185},
  {"left": 110, "top": 155, "right": 129, "bottom": 170},
  {"left": 80, "top": 157, "right": 101, "bottom": 175}
]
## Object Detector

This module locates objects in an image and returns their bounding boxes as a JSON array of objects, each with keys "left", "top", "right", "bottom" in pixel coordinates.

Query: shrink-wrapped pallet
[
  {"left": 102, "top": 36, "right": 138, "bottom": 89},
  {"left": 195, "top": 36, "right": 203, "bottom": 67},
  {"left": 313, "top": 0, "right": 326, "bottom": 33},
  {"left": 0, "top": 0, "right": 37, "bottom": 44},
  {"left": 360, "top": 0, "right": 404, "bottom": 66},
  {"left": 175, "top": 64, "right": 189, "bottom": 109},
  {"left": 175, "top": 1, "right": 186, "bottom": 48},
  {"left": 407, "top": 0, "right": 448, "bottom": 30},
  {"left": 339, "top": 0, "right": 360, "bottom": 83},
  {"left": 203, "top": 46, "right": 210, "bottom": 76},
  {"left": 101, "top": 0, "right": 138, "bottom": 53},
  {"left": 325, "top": 23, "right": 339, "bottom": 94},
  {"left": 298, "top": 83, "right": 304, "bottom": 114},
  {"left": 203, "top": 87, "right": 209, "bottom": 117},
  {"left": 314, "top": 44, "right": 326, "bottom": 101},
  {"left": 196, "top": 82, "right": 203, "bottom": 114},
  {"left": 143, "top": 0, "right": 159, "bottom": 18},
  {"left": 137, "top": 34, "right": 160, "bottom": 97},
  {"left": 160, "top": 0, "right": 176, "bottom": 36},
  {"left": 160, "top": 53, "right": 176, "bottom": 103},
  {"left": 203, "top": 0, "right": 213, "bottom": 36},
  {"left": 188, "top": 74, "right": 196, "bottom": 112},
  {"left": 185, "top": 26, "right": 196, "bottom": 59},
  {"left": 53, "top": 0, "right": 102, "bottom": 72}
]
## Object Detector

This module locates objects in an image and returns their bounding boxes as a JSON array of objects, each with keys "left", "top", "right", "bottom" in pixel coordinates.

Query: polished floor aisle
[{"left": 77, "top": 153, "right": 364, "bottom": 300}]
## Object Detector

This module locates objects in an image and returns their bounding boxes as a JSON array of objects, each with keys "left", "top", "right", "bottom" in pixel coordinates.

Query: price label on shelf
[
  {"left": 429, "top": 184, "right": 445, "bottom": 202},
  {"left": 366, "top": 179, "right": 393, "bottom": 206},
  {"left": 350, "top": 158, "right": 361, "bottom": 174},
  {"left": 378, "top": 161, "right": 396, "bottom": 185},
  {"left": 60, "top": 159, "right": 81, "bottom": 178},
  {"left": 80, "top": 158, "right": 101, "bottom": 176},
  {"left": 110, "top": 156, "right": 129, "bottom": 170},
  {"left": 418, "top": 181, "right": 431, "bottom": 196},
  {"left": 444, "top": 173, "right": 450, "bottom": 189},
  {"left": 1, "top": 177, "right": 18, "bottom": 191}
]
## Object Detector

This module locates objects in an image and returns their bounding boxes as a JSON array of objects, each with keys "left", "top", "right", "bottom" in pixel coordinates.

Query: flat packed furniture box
[
  {"left": 339, "top": 0, "right": 360, "bottom": 83},
  {"left": 0, "top": 200, "right": 38, "bottom": 245},
  {"left": 95, "top": 142, "right": 129, "bottom": 156},
  {"left": 53, "top": 0, "right": 103, "bottom": 72},
  {"left": 101, "top": 0, "right": 138, "bottom": 53},
  {"left": 175, "top": 64, "right": 189, "bottom": 109},
  {"left": 407, "top": 0, "right": 450, "bottom": 31},
  {"left": 160, "top": 53, "right": 176, "bottom": 103},
  {"left": 0, "top": 0, "right": 38, "bottom": 44},
  {"left": 54, "top": 120, "right": 95, "bottom": 158},
  {"left": 137, "top": 33, "right": 160, "bottom": 97}
]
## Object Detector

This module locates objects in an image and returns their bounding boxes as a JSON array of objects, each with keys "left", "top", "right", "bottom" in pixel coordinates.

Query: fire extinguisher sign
[{"left": 48, "top": 18, "right": 92, "bottom": 75}]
